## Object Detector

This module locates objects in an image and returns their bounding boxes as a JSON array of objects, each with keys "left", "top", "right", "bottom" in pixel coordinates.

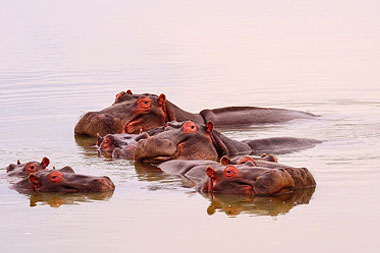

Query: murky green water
[{"left": 1, "top": 1, "right": 379, "bottom": 252}]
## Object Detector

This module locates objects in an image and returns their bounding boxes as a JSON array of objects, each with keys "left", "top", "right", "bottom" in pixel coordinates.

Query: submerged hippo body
[
  {"left": 158, "top": 154, "right": 280, "bottom": 181},
  {"left": 6, "top": 157, "right": 50, "bottom": 177},
  {"left": 134, "top": 120, "right": 321, "bottom": 163},
  {"left": 74, "top": 90, "right": 316, "bottom": 136},
  {"left": 14, "top": 167, "right": 115, "bottom": 193}
]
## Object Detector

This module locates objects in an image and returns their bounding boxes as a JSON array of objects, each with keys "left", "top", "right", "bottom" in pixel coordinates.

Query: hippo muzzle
[{"left": 134, "top": 137, "right": 179, "bottom": 163}]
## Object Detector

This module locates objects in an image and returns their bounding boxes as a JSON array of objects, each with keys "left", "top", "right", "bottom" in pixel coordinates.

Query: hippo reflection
[
  {"left": 26, "top": 191, "right": 114, "bottom": 208},
  {"left": 204, "top": 188, "right": 315, "bottom": 217},
  {"left": 74, "top": 90, "right": 316, "bottom": 136}
]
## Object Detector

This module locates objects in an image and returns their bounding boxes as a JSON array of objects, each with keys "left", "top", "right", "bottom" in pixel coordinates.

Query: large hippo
[
  {"left": 14, "top": 167, "right": 115, "bottom": 193},
  {"left": 134, "top": 120, "right": 321, "bottom": 163},
  {"left": 157, "top": 156, "right": 315, "bottom": 196},
  {"left": 200, "top": 164, "right": 316, "bottom": 196},
  {"left": 74, "top": 90, "right": 316, "bottom": 136},
  {"left": 6, "top": 157, "right": 50, "bottom": 177}
]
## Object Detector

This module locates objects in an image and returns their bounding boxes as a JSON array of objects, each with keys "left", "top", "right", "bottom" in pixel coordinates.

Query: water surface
[{"left": 1, "top": 1, "right": 379, "bottom": 252}]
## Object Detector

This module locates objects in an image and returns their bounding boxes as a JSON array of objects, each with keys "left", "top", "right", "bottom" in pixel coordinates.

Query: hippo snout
[
  {"left": 75, "top": 112, "right": 123, "bottom": 136},
  {"left": 91, "top": 176, "right": 115, "bottom": 192},
  {"left": 133, "top": 137, "right": 177, "bottom": 161}
]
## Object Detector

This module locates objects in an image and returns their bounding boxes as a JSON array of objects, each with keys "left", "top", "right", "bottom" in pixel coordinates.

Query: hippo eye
[
  {"left": 25, "top": 163, "right": 38, "bottom": 174},
  {"left": 224, "top": 166, "right": 238, "bottom": 178},
  {"left": 48, "top": 171, "right": 64, "bottom": 183},
  {"left": 183, "top": 121, "right": 197, "bottom": 133},
  {"left": 138, "top": 97, "right": 151, "bottom": 109}
]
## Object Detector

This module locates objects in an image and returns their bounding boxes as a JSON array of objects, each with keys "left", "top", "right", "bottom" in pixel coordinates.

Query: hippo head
[
  {"left": 201, "top": 166, "right": 257, "bottom": 195},
  {"left": 134, "top": 120, "right": 224, "bottom": 163},
  {"left": 74, "top": 90, "right": 171, "bottom": 136},
  {"left": 6, "top": 157, "right": 50, "bottom": 177},
  {"left": 14, "top": 167, "right": 115, "bottom": 193},
  {"left": 96, "top": 132, "right": 149, "bottom": 159}
]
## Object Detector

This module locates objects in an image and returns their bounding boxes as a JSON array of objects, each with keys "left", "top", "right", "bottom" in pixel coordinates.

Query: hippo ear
[
  {"left": 59, "top": 166, "right": 75, "bottom": 174},
  {"left": 206, "top": 167, "right": 216, "bottom": 179},
  {"left": 261, "top": 153, "right": 278, "bottom": 163},
  {"left": 17, "top": 160, "right": 21, "bottom": 165},
  {"left": 96, "top": 133, "right": 104, "bottom": 146},
  {"left": 220, "top": 156, "right": 231, "bottom": 166},
  {"left": 29, "top": 174, "right": 40, "bottom": 186},
  {"left": 41, "top": 157, "right": 50, "bottom": 169},
  {"left": 158, "top": 93, "right": 166, "bottom": 106},
  {"left": 206, "top": 120, "right": 214, "bottom": 133},
  {"left": 209, "top": 130, "right": 229, "bottom": 157},
  {"left": 238, "top": 157, "right": 256, "bottom": 166},
  {"left": 135, "top": 132, "right": 150, "bottom": 141},
  {"left": 126, "top": 89, "right": 133, "bottom": 95},
  {"left": 114, "top": 91, "right": 125, "bottom": 103}
]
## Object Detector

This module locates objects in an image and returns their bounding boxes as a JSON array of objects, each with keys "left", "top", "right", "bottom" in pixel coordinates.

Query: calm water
[{"left": 1, "top": 1, "right": 380, "bottom": 252}]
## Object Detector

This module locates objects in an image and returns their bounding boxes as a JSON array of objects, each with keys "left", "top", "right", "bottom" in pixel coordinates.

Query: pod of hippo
[{"left": 4, "top": 90, "right": 320, "bottom": 203}]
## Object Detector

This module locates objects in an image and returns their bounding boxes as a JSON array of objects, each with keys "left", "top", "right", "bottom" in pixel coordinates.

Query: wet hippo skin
[
  {"left": 74, "top": 90, "right": 316, "bottom": 136},
  {"left": 96, "top": 123, "right": 182, "bottom": 159},
  {"left": 6, "top": 157, "right": 50, "bottom": 177},
  {"left": 134, "top": 120, "right": 321, "bottom": 163},
  {"left": 157, "top": 157, "right": 315, "bottom": 196},
  {"left": 14, "top": 167, "right": 115, "bottom": 193},
  {"left": 200, "top": 165, "right": 316, "bottom": 196}
]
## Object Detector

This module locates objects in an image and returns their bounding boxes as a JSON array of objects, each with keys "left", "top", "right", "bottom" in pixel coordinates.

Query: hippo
[
  {"left": 157, "top": 155, "right": 315, "bottom": 196},
  {"left": 74, "top": 90, "right": 316, "bottom": 136},
  {"left": 6, "top": 157, "right": 50, "bottom": 177},
  {"left": 97, "top": 132, "right": 150, "bottom": 159},
  {"left": 14, "top": 167, "right": 115, "bottom": 193},
  {"left": 200, "top": 164, "right": 316, "bottom": 196},
  {"left": 96, "top": 121, "right": 184, "bottom": 159},
  {"left": 134, "top": 120, "right": 321, "bottom": 163}
]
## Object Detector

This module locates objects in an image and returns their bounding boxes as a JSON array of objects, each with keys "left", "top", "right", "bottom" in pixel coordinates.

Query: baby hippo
[
  {"left": 14, "top": 167, "right": 115, "bottom": 193},
  {"left": 97, "top": 132, "right": 150, "bottom": 159},
  {"left": 6, "top": 157, "right": 50, "bottom": 177},
  {"left": 97, "top": 121, "right": 183, "bottom": 159}
]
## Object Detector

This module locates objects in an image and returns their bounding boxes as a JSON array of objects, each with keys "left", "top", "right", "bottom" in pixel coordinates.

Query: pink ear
[
  {"left": 158, "top": 94, "right": 166, "bottom": 106},
  {"left": 96, "top": 133, "right": 104, "bottom": 146},
  {"left": 206, "top": 167, "right": 216, "bottom": 178},
  {"left": 41, "top": 157, "right": 50, "bottom": 169},
  {"left": 29, "top": 173, "right": 40, "bottom": 186},
  {"left": 220, "top": 156, "right": 231, "bottom": 166},
  {"left": 206, "top": 121, "right": 214, "bottom": 133},
  {"left": 126, "top": 89, "right": 133, "bottom": 95}
]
